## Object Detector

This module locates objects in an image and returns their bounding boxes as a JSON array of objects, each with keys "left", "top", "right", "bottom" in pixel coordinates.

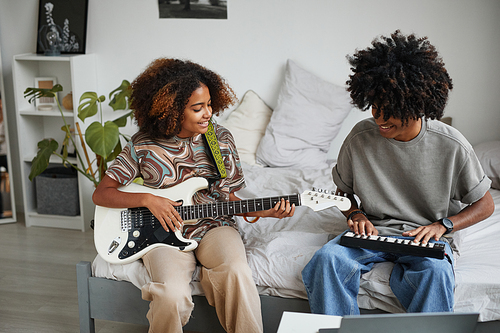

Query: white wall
[{"left": 1, "top": 0, "right": 500, "bottom": 213}]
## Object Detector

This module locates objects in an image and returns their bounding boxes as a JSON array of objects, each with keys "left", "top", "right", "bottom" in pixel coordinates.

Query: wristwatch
[{"left": 439, "top": 217, "right": 454, "bottom": 234}]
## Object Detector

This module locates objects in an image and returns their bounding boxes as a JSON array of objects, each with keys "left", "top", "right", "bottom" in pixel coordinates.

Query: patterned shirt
[{"left": 106, "top": 123, "right": 246, "bottom": 242}]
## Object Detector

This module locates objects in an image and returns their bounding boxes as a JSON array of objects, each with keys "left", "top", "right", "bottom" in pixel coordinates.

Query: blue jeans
[{"left": 301, "top": 232, "right": 455, "bottom": 316}]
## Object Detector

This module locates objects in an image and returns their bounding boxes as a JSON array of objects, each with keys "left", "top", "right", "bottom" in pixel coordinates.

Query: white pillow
[
  {"left": 221, "top": 90, "right": 272, "bottom": 165},
  {"left": 256, "top": 59, "right": 352, "bottom": 169},
  {"left": 474, "top": 140, "right": 500, "bottom": 190}
]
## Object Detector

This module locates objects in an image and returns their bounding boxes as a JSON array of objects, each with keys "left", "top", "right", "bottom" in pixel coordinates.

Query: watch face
[{"left": 441, "top": 218, "right": 453, "bottom": 233}]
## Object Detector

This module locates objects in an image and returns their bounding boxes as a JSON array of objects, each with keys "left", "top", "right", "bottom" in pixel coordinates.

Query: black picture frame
[{"left": 36, "top": 0, "right": 89, "bottom": 54}]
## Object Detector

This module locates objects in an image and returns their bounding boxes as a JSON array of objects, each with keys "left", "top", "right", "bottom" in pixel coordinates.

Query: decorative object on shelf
[
  {"left": 36, "top": 0, "right": 89, "bottom": 54},
  {"left": 23, "top": 80, "right": 133, "bottom": 187},
  {"left": 62, "top": 91, "right": 73, "bottom": 111},
  {"left": 34, "top": 77, "right": 58, "bottom": 111}
]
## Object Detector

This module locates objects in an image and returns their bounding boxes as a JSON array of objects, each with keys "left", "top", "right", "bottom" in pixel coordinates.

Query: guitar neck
[{"left": 176, "top": 194, "right": 301, "bottom": 220}]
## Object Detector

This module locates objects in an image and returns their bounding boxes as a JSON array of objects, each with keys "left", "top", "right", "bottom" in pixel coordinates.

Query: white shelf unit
[{"left": 13, "top": 53, "right": 97, "bottom": 231}]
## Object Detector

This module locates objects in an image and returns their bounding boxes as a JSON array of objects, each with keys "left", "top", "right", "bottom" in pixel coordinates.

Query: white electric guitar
[{"left": 94, "top": 177, "right": 351, "bottom": 264}]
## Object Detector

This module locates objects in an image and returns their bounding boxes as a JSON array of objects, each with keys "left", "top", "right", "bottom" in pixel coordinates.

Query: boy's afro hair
[{"left": 347, "top": 30, "right": 453, "bottom": 125}]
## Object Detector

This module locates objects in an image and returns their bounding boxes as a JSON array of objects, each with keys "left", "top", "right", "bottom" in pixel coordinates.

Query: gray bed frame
[
  {"left": 76, "top": 261, "right": 311, "bottom": 333},
  {"left": 76, "top": 261, "right": 500, "bottom": 333}
]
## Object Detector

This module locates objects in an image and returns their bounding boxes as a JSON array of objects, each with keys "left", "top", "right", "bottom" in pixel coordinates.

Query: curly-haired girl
[
  {"left": 93, "top": 58, "right": 294, "bottom": 333},
  {"left": 302, "top": 31, "right": 493, "bottom": 316}
]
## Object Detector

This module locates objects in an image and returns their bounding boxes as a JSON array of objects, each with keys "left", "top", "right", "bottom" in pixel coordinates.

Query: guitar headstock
[{"left": 300, "top": 189, "right": 351, "bottom": 212}]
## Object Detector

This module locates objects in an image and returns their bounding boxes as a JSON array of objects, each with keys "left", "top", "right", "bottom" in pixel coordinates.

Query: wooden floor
[{"left": 0, "top": 216, "right": 150, "bottom": 333}]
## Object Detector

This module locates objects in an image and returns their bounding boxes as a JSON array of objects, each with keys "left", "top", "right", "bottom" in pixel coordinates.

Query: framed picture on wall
[
  {"left": 36, "top": 0, "right": 89, "bottom": 54},
  {"left": 158, "top": 0, "right": 228, "bottom": 19},
  {"left": 34, "top": 77, "right": 58, "bottom": 111}
]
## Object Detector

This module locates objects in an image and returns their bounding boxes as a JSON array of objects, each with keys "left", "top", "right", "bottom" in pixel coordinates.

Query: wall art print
[
  {"left": 36, "top": 0, "right": 89, "bottom": 54},
  {"left": 158, "top": 0, "right": 227, "bottom": 19}
]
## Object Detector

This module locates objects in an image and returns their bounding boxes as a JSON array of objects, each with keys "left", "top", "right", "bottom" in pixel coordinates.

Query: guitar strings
[{"left": 123, "top": 195, "right": 301, "bottom": 227}]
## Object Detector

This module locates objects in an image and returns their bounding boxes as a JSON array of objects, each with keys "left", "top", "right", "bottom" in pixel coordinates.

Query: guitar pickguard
[{"left": 117, "top": 207, "right": 195, "bottom": 260}]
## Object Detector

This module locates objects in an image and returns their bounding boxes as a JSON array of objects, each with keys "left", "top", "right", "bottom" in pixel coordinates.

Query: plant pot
[{"left": 35, "top": 167, "right": 80, "bottom": 216}]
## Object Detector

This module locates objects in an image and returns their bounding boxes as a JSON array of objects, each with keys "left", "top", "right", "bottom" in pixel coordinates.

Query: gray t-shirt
[{"left": 333, "top": 118, "right": 491, "bottom": 236}]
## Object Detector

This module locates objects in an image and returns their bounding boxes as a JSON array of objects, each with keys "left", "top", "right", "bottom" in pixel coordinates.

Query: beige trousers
[{"left": 141, "top": 226, "right": 263, "bottom": 333}]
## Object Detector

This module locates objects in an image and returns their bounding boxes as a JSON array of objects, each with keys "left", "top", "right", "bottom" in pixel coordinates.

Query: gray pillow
[
  {"left": 256, "top": 59, "right": 352, "bottom": 169},
  {"left": 221, "top": 90, "right": 272, "bottom": 166},
  {"left": 474, "top": 140, "right": 500, "bottom": 189}
]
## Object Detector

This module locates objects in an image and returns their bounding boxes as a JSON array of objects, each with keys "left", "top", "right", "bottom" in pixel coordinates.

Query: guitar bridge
[{"left": 121, "top": 210, "right": 132, "bottom": 232}]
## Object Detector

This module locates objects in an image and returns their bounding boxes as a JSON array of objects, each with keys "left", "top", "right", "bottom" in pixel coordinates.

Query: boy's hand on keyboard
[
  {"left": 402, "top": 222, "right": 446, "bottom": 244},
  {"left": 348, "top": 215, "right": 379, "bottom": 236}
]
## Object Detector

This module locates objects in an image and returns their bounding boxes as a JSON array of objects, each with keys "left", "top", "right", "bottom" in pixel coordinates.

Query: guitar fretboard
[
  {"left": 176, "top": 194, "right": 301, "bottom": 220},
  {"left": 122, "top": 194, "right": 301, "bottom": 229}
]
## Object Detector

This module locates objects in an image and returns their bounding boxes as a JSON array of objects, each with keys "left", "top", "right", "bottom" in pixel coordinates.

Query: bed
[{"left": 77, "top": 60, "right": 500, "bottom": 332}]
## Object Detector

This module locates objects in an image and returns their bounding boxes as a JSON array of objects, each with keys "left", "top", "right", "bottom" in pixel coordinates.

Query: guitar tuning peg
[{"left": 312, "top": 187, "right": 317, "bottom": 191}]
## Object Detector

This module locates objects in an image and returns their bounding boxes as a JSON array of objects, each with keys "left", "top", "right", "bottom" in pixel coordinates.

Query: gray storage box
[{"left": 36, "top": 167, "right": 80, "bottom": 216}]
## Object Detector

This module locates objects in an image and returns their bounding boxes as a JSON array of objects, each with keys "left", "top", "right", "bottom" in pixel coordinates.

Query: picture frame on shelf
[
  {"left": 36, "top": 0, "right": 89, "bottom": 55},
  {"left": 34, "top": 77, "right": 58, "bottom": 111}
]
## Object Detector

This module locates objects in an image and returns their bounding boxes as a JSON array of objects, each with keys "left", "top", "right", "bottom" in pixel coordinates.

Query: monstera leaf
[
  {"left": 113, "top": 110, "right": 134, "bottom": 127},
  {"left": 24, "top": 84, "right": 63, "bottom": 104},
  {"left": 107, "top": 140, "right": 123, "bottom": 163},
  {"left": 109, "top": 80, "right": 131, "bottom": 111},
  {"left": 78, "top": 92, "right": 105, "bottom": 121},
  {"left": 29, "top": 139, "right": 59, "bottom": 181},
  {"left": 85, "top": 121, "right": 120, "bottom": 160}
]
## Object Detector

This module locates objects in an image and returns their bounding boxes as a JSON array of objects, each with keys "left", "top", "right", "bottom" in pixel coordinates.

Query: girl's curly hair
[
  {"left": 131, "top": 58, "right": 237, "bottom": 139},
  {"left": 346, "top": 30, "right": 453, "bottom": 126}
]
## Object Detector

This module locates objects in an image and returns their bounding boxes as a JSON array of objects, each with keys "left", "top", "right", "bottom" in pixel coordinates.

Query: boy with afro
[{"left": 302, "top": 30, "right": 494, "bottom": 315}]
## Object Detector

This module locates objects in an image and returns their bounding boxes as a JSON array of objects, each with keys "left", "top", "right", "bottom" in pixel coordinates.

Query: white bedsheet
[
  {"left": 234, "top": 162, "right": 347, "bottom": 295},
  {"left": 452, "top": 188, "right": 500, "bottom": 321},
  {"left": 92, "top": 163, "right": 500, "bottom": 322}
]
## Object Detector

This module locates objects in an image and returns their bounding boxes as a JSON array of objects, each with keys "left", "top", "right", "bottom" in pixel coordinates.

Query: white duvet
[{"left": 93, "top": 162, "right": 500, "bottom": 322}]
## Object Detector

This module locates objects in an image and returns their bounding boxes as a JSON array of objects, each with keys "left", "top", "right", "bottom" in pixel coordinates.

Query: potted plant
[{"left": 24, "top": 80, "right": 133, "bottom": 187}]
